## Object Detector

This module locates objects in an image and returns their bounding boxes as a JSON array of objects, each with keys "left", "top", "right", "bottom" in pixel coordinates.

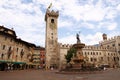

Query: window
[
  {"left": 101, "top": 57, "right": 103, "bottom": 61},
  {"left": 91, "top": 52, "right": 92, "bottom": 55},
  {"left": 8, "top": 47, "right": 11, "bottom": 51},
  {"left": 1, "top": 53, "right": 4, "bottom": 59},
  {"left": 88, "top": 52, "right": 89, "bottom": 55},
  {"left": 94, "top": 58, "right": 97, "bottom": 61},
  {"left": 118, "top": 43, "right": 120, "bottom": 46},
  {"left": 91, "top": 58, "right": 93, "bottom": 62},
  {"left": 3, "top": 45, "right": 5, "bottom": 50},
  {"left": 113, "top": 57, "right": 116, "bottom": 61},
  {"left": 96, "top": 52, "right": 98, "bottom": 55},
  {"left": 17, "top": 48, "right": 19, "bottom": 52},
  {"left": 114, "top": 53, "right": 115, "bottom": 56},
  {"left": 111, "top": 53, "right": 112, "bottom": 56},
  {"left": 51, "top": 19, "right": 54, "bottom": 23},
  {"left": 117, "top": 57, "right": 119, "bottom": 61},
  {"left": 51, "top": 33, "right": 53, "bottom": 35},
  {"left": 112, "top": 44, "right": 115, "bottom": 47}
]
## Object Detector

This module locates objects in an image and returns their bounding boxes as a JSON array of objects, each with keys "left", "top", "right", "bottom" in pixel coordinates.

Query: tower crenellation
[
  {"left": 45, "top": 9, "right": 59, "bottom": 21},
  {"left": 100, "top": 35, "right": 120, "bottom": 43},
  {"left": 59, "top": 43, "right": 72, "bottom": 49}
]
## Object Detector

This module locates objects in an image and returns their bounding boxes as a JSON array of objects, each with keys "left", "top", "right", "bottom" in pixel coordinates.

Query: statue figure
[
  {"left": 76, "top": 33, "right": 81, "bottom": 43},
  {"left": 47, "top": 3, "right": 52, "bottom": 9}
]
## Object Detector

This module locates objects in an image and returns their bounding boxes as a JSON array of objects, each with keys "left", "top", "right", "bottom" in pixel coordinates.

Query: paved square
[{"left": 0, "top": 69, "right": 120, "bottom": 80}]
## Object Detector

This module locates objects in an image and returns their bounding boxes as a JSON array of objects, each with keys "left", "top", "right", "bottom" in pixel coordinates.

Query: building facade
[
  {"left": 58, "top": 34, "right": 120, "bottom": 69},
  {"left": 58, "top": 43, "right": 72, "bottom": 69},
  {"left": 82, "top": 46, "right": 118, "bottom": 67},
  {"left": 0, "top": 26, "right": 35, "bottom": 71},
  {"left": 99, "top": 34, "right": 120, "bottom": 67},
  {"left": 40, "top": 47, "right": 45, "bottom": 68},
  {"left": 33, "top": 46, "right": 41, "bottom": 69}
]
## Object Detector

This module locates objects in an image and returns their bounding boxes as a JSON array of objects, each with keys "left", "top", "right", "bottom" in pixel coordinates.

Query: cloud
[
  {"left": 98, "top": 21, "right": 117, "bottom": 30},
  {"left": 0, "top": 0, "right": 120, "bottom": 47},
  {"left": 58, "top": 19, "right": 74, "bottom": 28},
  {"left": 82, "top": 5, "right": 106, "bottom": 21},
  {"left": 82, "top": 32, "right": 103, "bottom": 45},
  {"left": 52, "top": 0, "right": 107, "bottom": 22},
  {"left": 108, "top": 31, "right": 120, "bottom": 38},
  {"left": 105, "top": 0, "right": 120, "bottom": 6},
  {"left": 107, "top": 22, "right": 117, "bottom": 30},
  {"left": 117, "top": 4, "right": 120, "bottom": 10},
  {"left": 58, "top": 35, "right": 75, "bottom": 44},
  {"left": 80, "top": 22, "right": 95, "bottom": 29},
  {"left": 105, "top": 8, "right": 118, "bottom": 20}
]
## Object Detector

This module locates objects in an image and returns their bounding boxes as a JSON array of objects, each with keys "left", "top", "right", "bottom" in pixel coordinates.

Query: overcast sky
[{"left": 0, "top": 0, "right": 120, "bottom": 47}]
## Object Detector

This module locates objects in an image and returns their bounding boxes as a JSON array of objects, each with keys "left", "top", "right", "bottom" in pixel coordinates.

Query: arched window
[
  {"left": 91, "top": 58, "right": 93, "bottom": 62},
  {"left": 117, "top": 57, "right": 119, "bottom": 61},
  {"left": 91, "top": 52, "right": 92, "bottom": 55},
  {"left": 3, "top": 45, "right": 5, "bottom": 50},
  {"left": 88, "top": 52, "right": 89, "bottom": 55},
  {"left": 1, "top": 53, "right": 4, "bottom": 59},
  {"left": 96, "top": 52, "right": 98, "bottom": 55},
  {"left": 51, "top": 19, "right": 54, "bottom": 23},
  {"left": 8, "top": 46, "right": 11, "bottom": 51}
]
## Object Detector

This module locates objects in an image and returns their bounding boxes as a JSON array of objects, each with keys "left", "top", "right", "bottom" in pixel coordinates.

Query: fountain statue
[{"left": 76, "top": 33, "right": 81, "bottom": 43}]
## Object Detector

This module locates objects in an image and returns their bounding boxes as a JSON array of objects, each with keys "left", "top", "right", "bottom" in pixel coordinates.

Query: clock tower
[{"left": 45, "top": 8, "right": 59, "bottom": 69}]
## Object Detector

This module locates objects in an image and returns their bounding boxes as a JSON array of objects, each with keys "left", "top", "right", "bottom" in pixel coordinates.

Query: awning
[
  {"left": 0, "top": 60, "right": 26, "bottom": 65},
  {"left": 12, "top": 62, "right": 26, "bottom": 64},
  {"left": 0, "top": 60, "right": 11, "bottom": 63}
]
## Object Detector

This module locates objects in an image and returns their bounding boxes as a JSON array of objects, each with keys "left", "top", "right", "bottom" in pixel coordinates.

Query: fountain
[{"left": 70, "top": 33, "right": 86, "bottom": 70}]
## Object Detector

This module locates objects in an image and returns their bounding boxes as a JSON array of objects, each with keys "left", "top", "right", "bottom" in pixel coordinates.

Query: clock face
[{"left": 50, "top": 23, "right": 56, "bottom": 29}]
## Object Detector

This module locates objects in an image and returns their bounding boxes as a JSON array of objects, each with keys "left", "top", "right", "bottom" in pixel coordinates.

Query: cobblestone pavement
[{"left": 0, "top": 68, "right": 120, "bottom": 80}]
